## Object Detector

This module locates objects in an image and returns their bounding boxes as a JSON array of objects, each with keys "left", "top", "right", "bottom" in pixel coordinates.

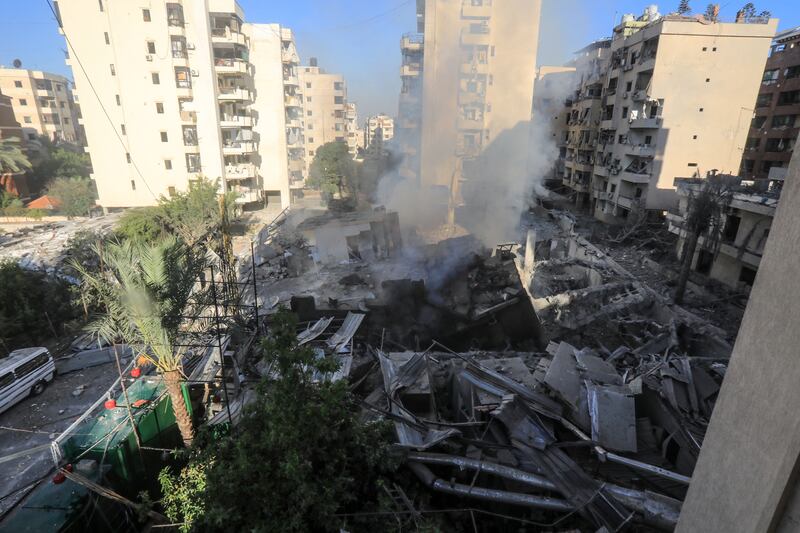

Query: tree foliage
[
  {"left": 0, "top": 260, "right": 77, "bottom": 353},
  {"left": 0, "top": 137, "right": 31, "bottom": 174},
  {"left": 677, "top": 0, "right": 692, "bottom": 14},
  {"left": 46, "top": 176, "right": 96, "bottom": 217},
  {"left": 115, "top": 177, "right": 234, "bottom": 245},
  {"left": 158, "top": 309, "right": 398, "bottom": 532},
  {"left": 308, "top": 142, "right": 356, "bottom": 202},
  {"left": 27, "top": 141, "right": 91, "bottom": 194}
]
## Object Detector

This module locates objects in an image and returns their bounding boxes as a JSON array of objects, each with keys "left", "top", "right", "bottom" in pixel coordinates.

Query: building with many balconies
[
  {"left": 558, "top": 6, "right": 777, "bottom": 224},
  {"left": 54, "top": 0, "right": 303, "bottom": 209},
  {"left": 396, "top": 30, "right": 424, "bottom": 183},
  {"left": 344, "top": 102, "right": 362, "bottom": 156},
  {"left": 365, "top": 114, "right": 394, "bottom": 149},
  {"left": 0, "top": 68, "right": 82, "bottom": 145},
  {"left": 740, "top": 26, "right": 800, "bottom": 182}
]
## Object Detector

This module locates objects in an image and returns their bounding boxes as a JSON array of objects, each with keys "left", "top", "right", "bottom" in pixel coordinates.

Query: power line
[
  {"left": 43, "top": 0, "right": 159, "bottom": 201},
  {"left": 320, "top": 0, "right": 413, "bottom": 32}
]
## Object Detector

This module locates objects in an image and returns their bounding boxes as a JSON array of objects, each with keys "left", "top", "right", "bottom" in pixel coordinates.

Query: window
[
  {"left": 60, "top": 101, "right": 65, "bottom": 108},
  {"left": 334, "top": 96, "right": 344, "bottom": 104},
  {"left": 308, "top": 123, "right": 314, "bottom": 130},
  {"left": 167, "top": 3, "right": 184, "bottom": 27},
  {"left": 702, "top": 47, "right": 707, "bottom": 51},
  {"left": 692, "top": 134, "right": 698, "bottom": 139},
  {"left": 306, "top": 96, "right": 312, "bottom": 102},
  {"left": 121, "top": 124, "right": 126, "bottom": 135},
  {"left": 712, "top": 47, "right": 717, "bottom": 52},
  {"left": 753, "top": 115, "right": 767, "bottom": 129},
  {"left": 334, "top": 81, "right": 343, "bottom": 90},
  {"left": 115, "top": 94, "right": 121, "bottom": 105},
  {"left": 165, "top": 159, "right": 172, "bottom": 170},
  {"left": 186, "top": 153, "right": 201, "bottom": 172},
  {"left": 23, "top": 116, "right": 31, "bottom": 123},
  {"left": 706, "top": 78, "right": 710, "bottom": 82},
  {"left": 15, "top": 353, "right": 49, "bottom": 377},
  {"left": 765, "top": 137, "right": 794, "bottom": 152},
  {"left": 772, "top": 115, "right": 797, "bottom": 128},
  {"left": 175, "top": 67, "right": 191, "bottom": 88},
  {"left": 309, "top": 150, "right": 315, "bottom": 156},
  {"left": 27, "top": 133, "right": 36, "bottom": 141},
  {"left": 126, "top": 153, "right": 131, "bottom": 163},
  {"left": 308, "top": 137, "right": 314, "bottom": 143},
  {"left": 160, "top": 131, "right": 168, "bottom": 142},
  {"left": 14, "top": 80, "right": 22, "bottom": 88},
  {"left": 621, "top": 107, "right": 628, "bottom": 119},
  {"left": 739, "top": 266, "right": 757, "bottom": 286},
  {"left": 56, "top": 84, "right": 62, "bottom": 92},
  {"left": 306, "top": 82, "right": 311, "bottom": 89},
  {"left": 786, "top": 66, "right": 800, "bottom": 79},
  {"left": 182, "top": 126, "right": 197, "bottom": 145},
  {"left": 745, "top": 137, "right": 760, "bottom": 150},
  {"left": 756, "top": 94, "right": 773, "bottom": 108},
  {"left": 131, "top": 180, "right": 136, "bottom": 190},
  {"left": 687, "top": 162, "right": 698, "bottom": 167},
  {"left": 762, "top": 69, "right": 779, "bottom": 84},
  {"left": 171, "top": 36, "right": 187, "bottom": 58},
  {"left": 152, "top": 72, "right": 160, "bottom": 84},
  {"left": 0, "top": 373, "right": 13, "bottom": 391},
  {"left": 778, "top": 90, "right": 800, "bottom": 106},
  {"left": 625, "top": 81, "right": 632, "bottom": 92},
  {"left": 142, "top": 8, "right": 151, "bottom": 21},
  {"left": 19, "top": 98, "right": 27, "bottom": 106},
  {"left": 104, "top": 32, "right": 110, "bottom": 45},
  {"left": 699, "top": 108, "right": 704, "bottom": 112},
  {"left": 110, "top": 64, "right": 116, "bottom": 76},
  {"left": 307, "top": 110, "right": 312, "bottom": 116},
  {"left": 168, "top": 186, "right": 176, "bottom": 196},
  {"left": 147, "top": 41, "right": 156, "bottom": 54},
  {"left": 40, "top": 98, "right": 49, "bottom": 108},
  {"left": 63, "top": 117, "right": 70, "bottom": 124},
  {"left": 156, "top": 102, "right": 164, "bottom": 113}
]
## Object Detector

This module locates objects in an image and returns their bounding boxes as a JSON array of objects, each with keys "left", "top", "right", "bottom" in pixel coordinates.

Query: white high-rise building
[{"left": 55, "top": 0, "right": 304, "bottom": 209}]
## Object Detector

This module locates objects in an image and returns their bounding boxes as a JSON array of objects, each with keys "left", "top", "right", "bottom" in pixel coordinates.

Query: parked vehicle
[{"left": 0, "top": 347, "right": 56, "bottom": 415}]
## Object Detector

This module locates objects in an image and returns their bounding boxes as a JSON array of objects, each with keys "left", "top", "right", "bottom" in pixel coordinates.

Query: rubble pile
[{"left": 356, "top": 341, "right": 726, "bottom": 531}]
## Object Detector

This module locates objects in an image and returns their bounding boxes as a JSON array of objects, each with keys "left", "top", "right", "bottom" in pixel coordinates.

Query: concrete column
[
  {"left": 677, "top": 151, "right": 800, "bottom": 532},
  {"left": 524, "top": 229, "right": 536, "bottom": 270}
]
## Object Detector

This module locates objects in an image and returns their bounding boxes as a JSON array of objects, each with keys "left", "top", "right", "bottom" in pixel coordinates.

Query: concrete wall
[{"left": 676, "top": 149, "right": 800, "bottom": 532}]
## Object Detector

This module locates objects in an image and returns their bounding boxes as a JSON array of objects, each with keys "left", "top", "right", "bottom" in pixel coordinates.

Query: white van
[{"left": 0, "top": 347, "right": 56, "bottom": 415}]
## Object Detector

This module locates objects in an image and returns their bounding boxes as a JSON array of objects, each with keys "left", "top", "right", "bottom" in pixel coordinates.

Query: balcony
[
  {"left": 288, "top": 158, "right": 305, "bottom": 172},
  {"left": 616, "top": 194, "right": 634, "bottom": 209},
  {"left": 220, "top": 115, "right": 253, "bottom": 127},
  {"left": 286, "top": 118, "right": 302, "bottom": 129},
  {"left": 282, "top": 48, "right": 299, "bottom": 63},
  {"left": 211, "top": 27, "right": 248, "bottom": 46},
  {"left": 458, "top": 91, "right": 485, "bottom": 105},
  {"left": 400, "top": 63, "right": 422, "bottom": 77},
  {"left": 629, "top": 116, "right": 662, "bottom": 129},
  {"left": 461, "top": 62, "right": 489, "bottom": 75},
  {"left": 632, "top": 90, "right": 648, "bottom": 102},
  {"left": 401, "top": 33, "right": 423, "bottom": 52},
  {"left": 284, "top": 73, "right": 299, "bottom": 86},
  {"left": 223, "top": 141, "right": 255, "bottom": 155},
  {"left": 460, "top": 27, "right": 491, "bottom": 46},
  {"left": 462, "top": 1, "right": 492, "bottom": 18},
  {"left": 180, "top": 110, "right": 197, "bottom": 123},
  {"left": 225, "top": 163, "right": 256, "bottom": 180},
  {"left": 600, "top": 119, "right": 615, "bottom": 130},
  {"left": 593, "top": 189, "right": 612, "bottom": 201},
  {"left": 458, "top": 115, "right": 483, "bottom": 130},
  {"left": 218, "top": 87, "right": 253, "bottom": 102},
  {"left": 620, "top": 170, "right": 651, "bottom": 184},
  {"left": 626, "top": 144, "right": 655, "bottom": 157},
  {"left": 284, "top": 95, "right": 302, "bottom": 108},
  {"left": 234, "top": 189, "right": 262, "bottom": 204},
  {"left": 215, "top": 58, "right": 249, "bottom": 74}
]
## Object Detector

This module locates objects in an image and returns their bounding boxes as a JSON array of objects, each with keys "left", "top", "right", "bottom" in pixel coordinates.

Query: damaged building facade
[
  {"left": 667, "top": 175, "right": 781, "bottom": 289},
  {"left": 558, "top": 6, "right": 777, "bottom": 223}
]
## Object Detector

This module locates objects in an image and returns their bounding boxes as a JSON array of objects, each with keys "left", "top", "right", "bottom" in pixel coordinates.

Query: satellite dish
[{"left": 12, "top": 59, "right": 22, "bottom": 68}]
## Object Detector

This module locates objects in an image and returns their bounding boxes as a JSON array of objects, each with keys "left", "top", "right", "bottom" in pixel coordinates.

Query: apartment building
[
  {"left": 740, "top": 26, "right": 800, "bottom": 182},
  {"left": 531, "top": 66, "right": 576, "bottom": 187},
  {"left": 55, "top": 0, "right": 303, "bottom": 209},
  {"left": 396, "top": 30, "right": 423, "bottom": 182},
  {"left": 560, "top": 42, "right": 610, "bottom": 203},
  {"left": 364, "top": 114, "right": 394, "bottom": 148},
  {"left": 559, "top": 6, "right": 777, "bottom": 224},
  {"left": 344, "top": 102, "right": 362, "bottom": 156},
  {"left": 666, "top": 175, "right": 779, "bottom": 289},
  {"left": 403, "top": 0, "right": 542, "bottom": 199},
  {"left": 0, "top": 68, "right": 82, "bottom": 144},
  {"left": 299, "top": 61, "right": 347, "bottom": 172}
]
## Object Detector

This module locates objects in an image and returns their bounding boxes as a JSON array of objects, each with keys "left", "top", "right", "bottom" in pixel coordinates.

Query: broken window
[
  {"left": 764, "top": 137, "right": 795, "bottom": 152},
  {"left": 175, "top": 67, "right": 191, "bottom": 88},
  {"left": 182, "top": 126, "right": 198, "bottom": 146},
  {"left": 722, "top": 213, "right": 741, "bottom": 242},
  {"left": 762, "top": 69, "right": 779, "bottom": 85},
  {"left": 756, "top": 94, "right": 773, "bottom": 107},
  {"left": 166, "top": 3, "right": 184, "bottom": 27},
  {"left": 744, "top": 137, "right": 760, "bottom": 150},
  {"left": 752, "top": 115, "right": 767, "bottom": 129},
  {"left": 739, "top": 266, "right": 757, "bottom": 286},
  {"left": 785, "top": 65, "right": 800, "bottom": 79},
  {"left": 186, "top": 153, "right": 201, "bottom": 172},
  {"left": 772, "top": 114, "right": 797, "bottom": 129}
]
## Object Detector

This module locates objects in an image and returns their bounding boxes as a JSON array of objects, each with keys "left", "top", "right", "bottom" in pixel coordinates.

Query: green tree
[
  {"left": 308, "top": 142, "right": 356, "bottom": 201},
  {"left": 158, "top": 309, "right": 398, "bottom": 532},
  {"left": 704, "top": 3, "right": 718, "bottom": 20},
  {"left": 740, "top": 2, "right": 756, "bottom": 18},
  {"left": 0, "top": 260, "right": 77, "bottom": 352},
  {"left": 677, "top": 0, "right": 692, "bottom": 14},
  {"left": 117, "top": 206, "right": 169, "bottom": 243},
  {"left": 27, "top": 142, "right": 91, "bottom": 194},
  {"left": 0, "top": 137, "right": 31, "bottom": 174},
  {"left": 74, "top": 237, "right": 207, "bottom": 445},
  {"left": 46, "top": 176, "right": 96, "bottom": 217}
]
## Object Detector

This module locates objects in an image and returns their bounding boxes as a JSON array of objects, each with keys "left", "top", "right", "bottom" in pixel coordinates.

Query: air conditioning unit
[
  {"left": 622, "top": 92, "right": 628, "bottom": 99},
  {"left": 145, "top": 55, "right": 153, "bottom": 61},
  {"left": 186, "top": 43, "right": 196, "bottom": 50},
  {"left": 191, "top": 69, "right": 199, "bottom": 77}
]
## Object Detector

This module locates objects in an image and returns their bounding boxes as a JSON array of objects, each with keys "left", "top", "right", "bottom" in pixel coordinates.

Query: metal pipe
[
  {"left": 407, "top": 462, "right": 573, "bottom": 512},
  {"left": 407, "top": 452, "right": 680, "bottom": 530}
]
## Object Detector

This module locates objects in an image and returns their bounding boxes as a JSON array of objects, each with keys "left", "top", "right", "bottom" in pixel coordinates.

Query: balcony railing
[
  {"left": 222, "top": 141, "right": 255, "bottom": 154},
  {"left": 220, "top": 114, "right": 254, "bottom": 127},
  {"left": 401, "top": 33, "right": 424, "bottom": 51},
  {"left": 215, "top": 58, "right": 248, "bottom": 73},
  {"left": 629, "top": 116, "right": 662, "bottom": 129},
  {"left": 218, "top": 87, "right": 252, "bottom": 101},
  {"left": 225, "top": 163, "right": 256, "bottom": 179}
]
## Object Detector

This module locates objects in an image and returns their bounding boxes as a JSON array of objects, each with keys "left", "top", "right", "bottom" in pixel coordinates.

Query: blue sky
[{"left": 1, "top": 1, "right": 798, "bottom": 119}]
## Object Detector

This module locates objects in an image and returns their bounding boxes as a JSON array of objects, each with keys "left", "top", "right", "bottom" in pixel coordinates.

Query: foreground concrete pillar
[{"left": 677, "top": 152, "right": 800, "bottom": 531}]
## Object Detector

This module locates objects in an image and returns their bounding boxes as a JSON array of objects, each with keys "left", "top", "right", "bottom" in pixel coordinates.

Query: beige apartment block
[
  {"left": 396, "top": 30, "right": 423, "bottom": 182},
  {"left": 0, "top": 68, "right": 82, "bottom": 144},
  {"left": 55, "top": 0, "right": 300, "bottom": 209},
  {"left": 415, "top": 0, "right": 542, "bottom": 197},
  {"left": 299, "top": 62, "right": 347, "bottom": 172},
  {"left": 560, "top": 7, "right": 777, "bottom": 224},
  {"left": 532, "top": 66, "right": 577, "bottom": 185},
  {"left": 365, "top": 114, "right": 394, "bottom": 149},
  {"left": 344, "top": 102, "right": 362, "bottom": 156}
]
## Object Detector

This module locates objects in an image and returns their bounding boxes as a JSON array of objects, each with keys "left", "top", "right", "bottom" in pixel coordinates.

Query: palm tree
[
  {"left": 74, "top": 237, "right": 207, "bottom": 445},
  {"left": 0, "top": 137, "right": 31, "bottom": 174}
]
